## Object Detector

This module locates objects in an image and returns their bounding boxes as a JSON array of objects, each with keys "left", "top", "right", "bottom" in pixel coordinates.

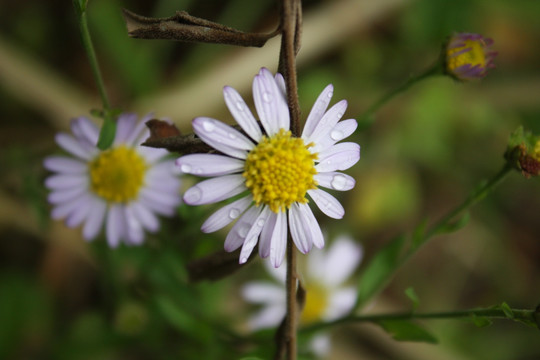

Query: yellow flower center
[
  {"left": 243, "top": 129, "right": 318, "bottom": 213},
  {"left": 300, "top": 283, "right": 328, "bottom": 324},
  {"left": 89, "top": 145, "right": 147, "bottom": 203},
  {"left": 447, "top": 39, "right": 486, "bottom": 72}
]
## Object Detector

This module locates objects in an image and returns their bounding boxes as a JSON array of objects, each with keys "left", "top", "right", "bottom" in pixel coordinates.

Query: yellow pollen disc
[
  {"left": 243, "top": 129, "right": 318, "bottom": 213},
  {"left": 300, "top": 283, "right": 328, "bottom": 324},
  {"left": 447, "top": 39, "right": 486, "bottom": 71},
  {"left": 89, "top": 145, "right": 147, "bottom": 203}
]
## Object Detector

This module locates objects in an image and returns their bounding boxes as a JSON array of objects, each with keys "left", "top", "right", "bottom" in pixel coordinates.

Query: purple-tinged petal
[
  {"left": 124, "top": 205, "right": 145, "bottom": 245},
  {"left": 140, "top": 187, "right": 181, "bottom": 208},
  {"left": 310, "top": 119, "right": 358, "bottom": 153},
  {"left": 48, "top": 187, "right": 87, "bottom": 205},
  {"left": 274, "top": 73, "right": 286, "bottom": 97},
  {"left": 106, "top": 204, "right": 124, "bottom": 248},
  {"left": 138, "top": 196, "right": 176, "bottom": 217},
  {"left": 224, "top": 205, "right": 260, "bottom": 252},
  {"left": 55, "top": 133, "right": 93, "bottom": 160},
  {"left": 201, "top": 195, "right": 253, "bottom": 233},
  {"left": 298, "top": 203, "right": 324, "bottom": 249},
  {"left": 192, "top": 117, "right": 252, "bottom": 159},
  {"left": 114, "top": 113, "right": 138, "bottom": 143},
  {"left": 314, "top": 172, "right": 355, "bottom": 191},
  {"left": 288, "top": 203, "right": 314, "bottom": 254},
  {"left": 269, "top": 211, "right": 287, "bottom": 268},
  {"left": 253, "top": 68, "right": 289, "bottom": 136},
  {"left": 130, "top": 201, "right": 160, "bottom": 232},
  {"left": 307, "top": 188, "right": 345, "bottom": 219},
  {"left": 45, "top": 174, "right": 88, "bottom": 190},
  {"left": 65, "top": 200, "right": 92, "bottom": 227},
  {"left": 82, "top": 197, "right": 106, "bottom": 240},
  {"left": 307, "top": 100, "right": 347, "bottom": 144},
  {"left": 223, "top": 86, "right": 262, "bottom": 142},
  {"left": 125, "top": 113, "right": 152, "bottom": 145},
  {"left": 315, "top": 142, "right": 360, "bottom": 172},
  {"left": 44, "top": 156, "right": 87, "bottom": 174},
  {"left": 71, "top": 117, "right": 99, "bottom": 146},
  {"left": 137, "top": 145, "right": 169, "bottom": 164},
  {"left": 302, "top": 84, "right": 334, "bottom": 139},
  {"left": 183, "top": 174, "right": 246, "bottom": 206},
  {"left": 51, "top": 192, "right": 92, "bottom": 220},
  {"left": 176, "top": 154, "right": 244, "bottom": 177},
  {"left": 239, "top": 206, "right": 272, "bottom": 264},
  {"left": 258, "top": 211, "right": 277, "bottom": 259}
]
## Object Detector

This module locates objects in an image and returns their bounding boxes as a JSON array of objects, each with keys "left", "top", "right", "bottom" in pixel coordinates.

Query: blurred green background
[{"left": 1, "top": 0, "right": 539, "bottom": 359}]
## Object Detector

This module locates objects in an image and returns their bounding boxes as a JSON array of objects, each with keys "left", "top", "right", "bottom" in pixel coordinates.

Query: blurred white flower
[
  {"left": 176, "top": 67, "right": 360, "bottom": 267},
  {"left": 44, "top": 114, "right": 181, "bottom": 247},
  {"left": 242, "top": 235, "right": 362, "bottom": 356}
]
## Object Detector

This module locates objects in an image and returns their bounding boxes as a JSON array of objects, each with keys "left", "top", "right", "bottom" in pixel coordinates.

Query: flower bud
[{"left": 444, "top": 33, "right": 497, "bottom": 81}]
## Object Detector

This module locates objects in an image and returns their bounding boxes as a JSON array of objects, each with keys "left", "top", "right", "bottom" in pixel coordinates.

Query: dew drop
[
  {"left": 257, "top": 218, "right": 266, "bottom": 227},
  {"left": 228, "top": 132, "right": 236, "bottom": 139},
  {"left": 327, "top": 91, "right": 333, "bottom": 98},
  {"left": 330, "top": 129, "right": 344, "bottom": 141},
  {"left": 337, "top": 112, "right": 343, "bottom": 119},
  {"left": 184, "top": 187, "right": 202, "bottom": 204},
  {"left": 240, "top": 256, "right": 248, "bottom": 264},
  {"left": 238, "top": 224, "right": 250, "bottom": 237},
  {"left": 194, "top": 168, "right": 203, "bottom": 175},
  {"left": 236, "top": 101, "right": 245, "bottom": 111},
  {"left": 262, "top": 92, "right": 273, "bottom": 103},
  {"left": 180, "top": 164, "right": 192, "bottom": 173},
  {"left": 331, "top": 174, "right": 347, "bottom": 190},
  {"left": 229, "top": 208, "right": 241, "bottom": 219},
  {"left": 202, "top": 120, "right": 215, "bottom": 132}
]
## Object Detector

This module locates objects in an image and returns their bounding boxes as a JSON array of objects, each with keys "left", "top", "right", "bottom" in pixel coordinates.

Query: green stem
[
  {"left": 73, "top": 0, "right": 116, "bottom": 149},
  {"left": 357, "top": 61, "right": 443, "bottom": 130},
  {"left": 301, "top": 307, "right": 538, "bottom": 334}
]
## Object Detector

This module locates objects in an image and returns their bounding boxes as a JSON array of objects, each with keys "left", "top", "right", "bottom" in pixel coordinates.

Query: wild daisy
[
  {"left": 176, "top": 68, "right": 360, "bottom": 267},
  {"left": 242, "top": 236, "right": 362, "bottom": 355},
  {"left": 44, "top": 113, "right": 181, "bottom": 247},
  {"left": 444, "top": 32, "right": 497, "bottom": 81}
]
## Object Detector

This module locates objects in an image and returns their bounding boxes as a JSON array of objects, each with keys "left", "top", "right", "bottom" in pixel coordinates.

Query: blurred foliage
[{"left": 0, "top": 0, "right": 539, "bottom": 359}]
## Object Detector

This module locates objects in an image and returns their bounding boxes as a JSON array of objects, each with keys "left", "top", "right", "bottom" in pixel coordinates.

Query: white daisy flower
[
  {"left": 44, "top": 113, "right": 182, "bottom": 247},
  {"left": 242, "top": 236, "right": 363, "bottom": 356},
  {"left": 176, "top": 67, "right": 360, "bottom": 267}
]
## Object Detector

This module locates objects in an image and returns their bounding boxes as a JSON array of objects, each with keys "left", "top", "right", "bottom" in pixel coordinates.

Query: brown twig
[{"left": 122, "top": 9, "right": 280, "bottom": 47}]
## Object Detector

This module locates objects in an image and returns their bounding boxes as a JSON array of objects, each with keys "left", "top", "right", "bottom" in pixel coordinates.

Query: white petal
[
  {"left": 114, "top": 113, "right": 138, "bottom": 143},
  {"left": 320, "top": 236, "right": 363, "bottom": 286},
  {"left": 248, "top": 304, "right": 285, "bottom": 330},
  {"left": 253, "top": 68, "right": 289, "bottom": 136},
  {"left": 106, "top": 204, "right": 124, "bottom": 248},
  {"left": 307, "top": 189, "right": 344, "bottom": 219},
  {"left": 183, "top": 174, "right": 246, "bottom": 205},
  {"left": 138, "top": 196, "right": 176, "bottom": 217},
  {"left": 314, "top": 172, "right": 355, "bottom": 191},
  {"left": 274, "top": 73, "right": 286, "bottom": 97},
  {"left": 298, "top": 203, "right": 324, "bottom": 249},
  {"left": 269, "top": 211, "right": 287, "bottom": 268},
  {"left": 224, "top": 205, "right": 260, "bottom": 252},
  {"left": 125, "top": 113, "right": 152, "bottom": 145},
  {"left": 324, "top": 287, "right": 357, "bottom": 320},
  {"left": 55, "top": 133, "right": 93, "bottom": 160},
  {"left": 65, "top": 200, "right": 92, "bottom": 227},
  {"left": 223, "top": 86, "right": 262, "bottom": 142},
  {"left": 307, "top": 99, "right": 347, "bottom": 144},
  {"left": 51, "top": 193, "right": 91, "bottom": 220},
  {"left": 71, "top": 117, "right": 99, "bottom": 146},
  {"left": 176, "top": 154, "right": 244, "bottom": 177},
  {"left": 288, "top": 203, "right": 314, "bottom": 254},
  {"left": 48, "top": 187, "right": 87, "bottom": 205},
  {"left": 124, "top": 205, "right": 145, "bottom": 245},
  {"left": 43, "top": 156, "right": 87, "bottom": 174},
  {"left": 193, "top": 117, "right": 254, "bottom": 154},
  {"left": 137, "top": 144, "right": 169, "bottom": 164},
  {"left": 259, "top": 211, "right": 277, "bottom": 258},
  {"left": 315, "top": 142, "right": 360, "bottom": 172},
  {"left": 140, "top": 187, "right": 181, "bottom": 208},
  {"left": 242, "top": 282, "right": 285, "bottom": 304},
  {"left": 311, "top": 118, "right": 358, "bottom": 153},
  {"left": 201, "top": 195, "right": 253, "bottom": 233},
  {"left": 239, "top": 206, "right": 272, "bottom": 264},
  {"left": 309, "top": 334, "right": 332, "bottom": 357},
  {"left": 82, "top": 197, "right": 107, "bottom": 240},
  {"left": 130, "top": 201, "right": 160, "bottom": 232},
  {"left": 45, "top": 174, "right": 88, "bottom": 190},
  {"left": 302, "top": 84, "right": 334, "bottom": 139}
]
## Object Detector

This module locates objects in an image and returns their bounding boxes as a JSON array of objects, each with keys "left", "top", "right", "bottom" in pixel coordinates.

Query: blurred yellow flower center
[
  {"left": 243, "top": 129, "right": 317, "bottom": 213},
  {"left": 447, "top": 39, "right": 486, "bottom": 71},
  {"left": 300, "top": 283, "right": 328, "bottom": 324},
  {"left": 89, "top": 145, "right": 147, "bottom": 203}
]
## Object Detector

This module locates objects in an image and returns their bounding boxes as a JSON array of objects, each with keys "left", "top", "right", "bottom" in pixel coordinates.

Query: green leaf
[
  {"left": 377, "top": 320, "right": 438, "bottom": 344},
  {"left": 500, "top": 302, "right": 514, "bottom": 319},
  {"left": 470, "top": 313, "right": 493, "bottom": 328},
  {"left": 96, "top": 117, "right": 117, "bottom": 150},
  {"left": 435, "top": 211, "right": 470, "bottom": 235},
  {"left": 411, "top": 219, "right": 427, "bottom": 250},
  {"left": 356, "top": 236, "right": 406, "bottom": 309},
  {"left": 405, "top": 287, "right": 420, "bottom": 311}
]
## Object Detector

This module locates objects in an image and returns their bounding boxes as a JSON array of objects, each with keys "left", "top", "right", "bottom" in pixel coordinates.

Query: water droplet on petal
[
  {"left": 229, "top": 208, "right": 240, "bottom": 219},
  {"left": 331, "top": 174, "right": 347, "bottom": 190},
  {"left": 184, "top": 187, "right": 202, "bottom": 204},
  {"left": 330, "top": 129, "right": 344, "bottom": 141},
  {"left": 202, "top": 120, "right": 215, "bottom": 132},
  {"left": 257, "top": 219, "right": 265, "bottom": 227},
  {"left": 194, "top": 168, "right": 203, "bottom": 174},
  {"left": 262, "top": 92, "right": 273, "bottom": 103},
  {"left": 180, "top": 164, "right": 192, "bottom": 173},
  {"left": 238, "top": 224, "right": 250, "bottom": 238},
  {"left": 327, "top": 91, "right": 333, "bottom": 98},
  {"left": 337, "top": 112, "right": 343, "bottom": 119},
  {"left": 236, "top": 102, "right": 245, "bottom": 111},
  {"left": 240, "top": 256, "right": 248, "bottom": 264},
  {"left": 228, "top": 132, "right": 236, "bottom": 139}
]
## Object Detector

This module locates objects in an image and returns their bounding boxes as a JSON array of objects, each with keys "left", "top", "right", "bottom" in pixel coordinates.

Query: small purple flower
[
  {"left": 176, "top": 68, "right": 360, "bottom": 267},
  {"left": 44, "top": 113, "right": 181, "bottom": 247},
  {"left": 445, "top": 32, "right": 497, "bottom": 81}
]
